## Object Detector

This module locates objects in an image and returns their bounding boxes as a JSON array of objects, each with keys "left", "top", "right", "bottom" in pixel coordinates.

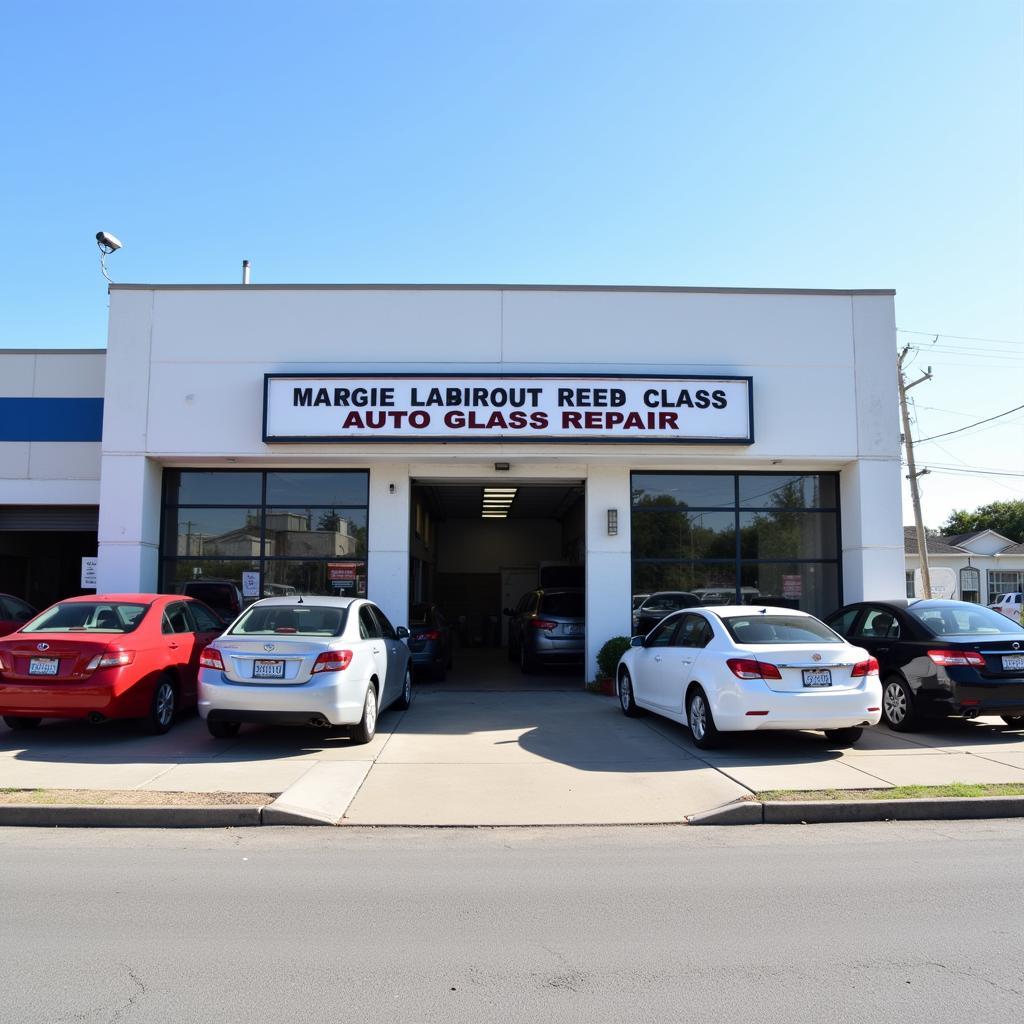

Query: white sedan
[
  {"left": 616, "top": 605, "right": 882, "bottom": 748},
  {"left": 198, "top": 596, "right": 412, "bottom": 742}
]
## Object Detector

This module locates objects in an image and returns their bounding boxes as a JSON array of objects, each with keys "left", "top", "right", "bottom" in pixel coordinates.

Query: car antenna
[
  {"left": 297, "top": 596, "right": 304, "bottom": 604},
  {"left": 758, "top": 607, "right": 767, "bottom": 614}
]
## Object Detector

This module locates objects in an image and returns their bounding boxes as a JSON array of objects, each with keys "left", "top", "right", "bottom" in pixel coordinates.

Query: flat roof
[{"left": 109, "top": 283, "right": 896, "bottom": 296}]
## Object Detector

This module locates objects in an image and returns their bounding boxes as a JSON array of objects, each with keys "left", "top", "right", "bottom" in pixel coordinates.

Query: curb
[
  {"left": 687, "top": 796, "right": 1024, "bottom": 826},
  {"left": 0, "top": 804, "right": 265, "bottom": 828}
]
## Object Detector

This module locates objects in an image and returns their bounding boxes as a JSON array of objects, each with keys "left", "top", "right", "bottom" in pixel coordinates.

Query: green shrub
[{"left": 596, "top": 636, "right": 632, "bottom": 679}]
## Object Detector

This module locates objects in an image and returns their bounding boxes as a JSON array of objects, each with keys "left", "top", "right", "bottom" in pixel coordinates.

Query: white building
[
  {"left": 904, "top": 527, "right": 1024, "bottom": 604},
  {"left": 2, "top": 284, "right": 905, "bottom": 677}
]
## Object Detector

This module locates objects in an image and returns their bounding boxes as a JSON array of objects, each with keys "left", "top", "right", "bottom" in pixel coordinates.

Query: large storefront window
[
  {"left": 161, "top": 470, "right": 369, "bottom": 605},
  {"left": 631, "top": 472, "right": 841, "bottom": 619}
]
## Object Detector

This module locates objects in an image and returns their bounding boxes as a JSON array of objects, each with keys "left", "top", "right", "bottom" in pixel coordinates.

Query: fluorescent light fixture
[{"left": 482, "top": 486, "right": 517, "bottom": 519}]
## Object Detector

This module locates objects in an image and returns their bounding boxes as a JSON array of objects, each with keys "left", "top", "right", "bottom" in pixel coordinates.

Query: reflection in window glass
[
  {"left": 739, "top": 562, "right": 839, "bottom": 619},
  {"left": 739, "top": 511, "right": 837, "bottom": 560},
  {"left": 631, "top": 509, "right": 736, "bottom": 560},
  {"left": 738, "top": 474, "right": 836, "bottom": 509},
  {"left": 265, "top": 472, "right": 369, "bottom": 507},
  {"left": 265, "top": 509, "right": 367, "bottom": 559},
  {"left": 631, "top": 474, "right": 735, "bottom": 509},
  {"left": 163, "top": 509, "right": 261, "bottom": 558},
  {"left": 164, "top": 471, "right": 262, "bottom": 506}
]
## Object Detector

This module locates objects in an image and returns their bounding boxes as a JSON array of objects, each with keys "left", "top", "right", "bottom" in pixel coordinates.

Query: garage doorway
[{"left": 408, "top": 481, "right": 585, "bottom": 688}]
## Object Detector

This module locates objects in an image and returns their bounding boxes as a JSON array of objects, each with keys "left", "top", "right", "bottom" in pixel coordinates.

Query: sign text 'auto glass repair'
[{"left": 263, "top": 375, "right": 753, "bottom": 444}]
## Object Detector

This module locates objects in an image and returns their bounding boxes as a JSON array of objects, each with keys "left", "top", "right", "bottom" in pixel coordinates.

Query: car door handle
[
  {"left": 167, "top": 642, "right": 180, "bottom": 650},
  {"left": 680, "top": 658, "right": 693, "bottom": 665},
  {"left": 654, "top": 655, "right": 662, "bottom": 662},
  {"left": 875, "top": 646, "right": 890, "bottom": 653}
]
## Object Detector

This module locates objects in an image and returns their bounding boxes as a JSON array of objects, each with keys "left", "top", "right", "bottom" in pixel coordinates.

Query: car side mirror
[
  {"left": 630, "top": 635, "right": 645, "bottom": 648},
  {"left": 396, "top": 625, "right": 410, "bottom": 640}
]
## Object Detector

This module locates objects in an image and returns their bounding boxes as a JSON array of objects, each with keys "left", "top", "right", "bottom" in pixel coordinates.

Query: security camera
[{"left": 96, "top": 231, "right": 122, "bottom": 254}]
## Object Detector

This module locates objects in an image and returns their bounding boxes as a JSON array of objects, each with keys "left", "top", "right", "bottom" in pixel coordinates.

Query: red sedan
[{"left": 0, "top": 594, "right": 224, "bottom": 734}]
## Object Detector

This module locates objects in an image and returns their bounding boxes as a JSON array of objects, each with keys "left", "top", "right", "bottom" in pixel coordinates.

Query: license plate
[
  {"left": 566, "top": 624, "right": 584, "bottom": 635},
  {"left": 252, "top": 659, "right": 285, "bottom": 679},
  {"left": 28, "top": 658, "right": 59, "bottom": 676},
  {"left": 802, "top": 669, "right": 832, "bottom": 688},
  {"left": 1002, "top": 655, "right": 1024, "bottom": 672}
]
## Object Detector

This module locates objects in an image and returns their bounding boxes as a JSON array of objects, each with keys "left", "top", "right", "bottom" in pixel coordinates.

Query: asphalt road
[{"left": 1, "top": 821, "right": 1022, "bottom": 1024}]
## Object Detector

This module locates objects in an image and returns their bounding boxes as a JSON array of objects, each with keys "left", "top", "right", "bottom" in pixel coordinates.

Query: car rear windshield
[
  {"left": 910, "top": 605, "right": 1024, "bottom": 636},
  {"left": 539, "top": 592, "right": 584, "bottom": 617},
  {"left": 21, "top": 602, "right": 149, "bottom": 633},
  {"left": 724, "top": 614, "right": 842, "bottom": 645},
  {"left": 229, "top": 605, "right": 347, "bottom": 637}
]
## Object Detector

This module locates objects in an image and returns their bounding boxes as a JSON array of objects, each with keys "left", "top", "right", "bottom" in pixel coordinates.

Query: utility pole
[{"left": 897, "top": 346, "right": 933, "bottom": 597}]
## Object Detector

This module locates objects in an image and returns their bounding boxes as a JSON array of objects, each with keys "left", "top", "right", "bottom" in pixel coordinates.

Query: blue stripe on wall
[{"left": 0, "top": 397, "right": 104, "bottom": 442}]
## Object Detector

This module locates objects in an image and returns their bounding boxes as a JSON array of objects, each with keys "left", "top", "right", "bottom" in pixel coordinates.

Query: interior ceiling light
[{"left": 481, "top": 486, "right": 517, "bottom": 519}]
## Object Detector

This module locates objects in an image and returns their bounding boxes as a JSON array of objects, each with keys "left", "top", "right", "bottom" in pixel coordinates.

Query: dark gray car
[{"left": 505, "top": 588, "right": 585, "bottom": 674}]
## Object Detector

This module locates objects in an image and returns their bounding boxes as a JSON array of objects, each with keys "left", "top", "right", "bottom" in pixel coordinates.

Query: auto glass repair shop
[{"left": 1, "top": 284, "right": 905, "bottom": 678}]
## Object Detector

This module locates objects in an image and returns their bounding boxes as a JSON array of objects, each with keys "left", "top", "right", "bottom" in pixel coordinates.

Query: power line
[
  {"left": 897, "top": 328, "right": 1023, "bottom": 346},
  {"left": 915, "top": 403, "right": 1024, "bottom": 443}
]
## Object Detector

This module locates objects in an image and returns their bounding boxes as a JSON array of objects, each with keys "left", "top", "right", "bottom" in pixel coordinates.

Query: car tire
[
  {"left": 687, "top": 686, "right": 721, "bottom": 750},
  {"left": 207, "top": 719, "right": 241, "bottom": 739},
  {"left": 350, "top": 684, "right": 378, "bottom": 745},
  {"left": 618, "top": 669, "right": 643, "bottom": 718},
  {"left": 3, "top": 716, "right": 42, "bottom": 731},
  {"left": 823, "top": 726, "right": 863, "bottom": 747},
  {"left": 881, "top": 677, "right": 917, "bottom": 732},
  {"left": 1002, "top": 715, "right": 1024, "bottom": 729},
  {"left": 394, "top": 667, "right": 412, "bottom": 710},
  {"left": 142, "top": 675, "right": 177, "bottom": 735},
  {"left": 519, "top": 643, "right": 537, "bottom": 675}
]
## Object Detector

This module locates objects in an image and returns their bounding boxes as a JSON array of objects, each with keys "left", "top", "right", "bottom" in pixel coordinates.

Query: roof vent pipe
[{"left": 242, "top": 260, "right": 251, "bottom": 285}]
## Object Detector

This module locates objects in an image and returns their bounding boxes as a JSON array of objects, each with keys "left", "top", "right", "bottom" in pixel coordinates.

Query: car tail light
[
  {"left": 727, "top": 658, "right": 783, "bottom": 680},
  {"left": 851, "top": 658, "right": 880, "bottom": 677},
  {"left": 530, "top": 619, "right": 558, "bottom": 631},
  {"left": 416, "top": 630, "right": 441, "bottom": 641},
  {"left": 199, "top": 647, "right": 224, "bottom": 670},
  {"left": 927, "top": 649, "right": 986, "bottom": 667},
  {"left": 85, "top": 651, "right": 135, "bottom": 671},
  {"left": 312, "top": 650, "right": 353, "bottom": 673}
]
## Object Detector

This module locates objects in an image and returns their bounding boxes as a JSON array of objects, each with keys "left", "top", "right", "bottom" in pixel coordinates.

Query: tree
[{"left": 941, "top": 500, "right": 1024, "bottom": 543}]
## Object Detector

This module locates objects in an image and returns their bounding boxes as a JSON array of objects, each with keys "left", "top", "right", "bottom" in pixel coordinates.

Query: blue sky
[{"left": 1, "top": 0, "right": 1021, "bottom": 528}]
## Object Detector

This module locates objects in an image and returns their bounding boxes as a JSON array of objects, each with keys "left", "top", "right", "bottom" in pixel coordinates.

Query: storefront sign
[
  {"left": 242, "top": 571, "right": 261, "bottom": 598},
  {"left": 264, "top": 375, "right": 753, "bottom": 444},
  {"left": 328, "top": 561, "right": 366, "bottom": 595}
]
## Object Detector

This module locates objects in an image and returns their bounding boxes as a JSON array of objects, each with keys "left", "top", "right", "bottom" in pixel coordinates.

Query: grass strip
[
  {"left": 0, "top": 788, "right": 274, "bottom": 806},
  {"left": 757, "top": 782, "right": 1024, "bottom": 802}
]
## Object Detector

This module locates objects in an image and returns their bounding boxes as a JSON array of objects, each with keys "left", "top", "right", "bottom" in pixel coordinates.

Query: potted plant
[{"left": 590, "top": 636, "right": 632, "bottom": 696}]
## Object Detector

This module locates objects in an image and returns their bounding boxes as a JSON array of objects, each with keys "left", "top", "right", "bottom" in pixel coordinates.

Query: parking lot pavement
[{"left": 2, "top": 694, "right": 1024, "bottom": 824}]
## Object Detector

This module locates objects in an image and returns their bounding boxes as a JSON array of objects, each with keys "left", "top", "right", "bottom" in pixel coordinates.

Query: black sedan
[
  {"left": 632, "top": 591, "right": 702, "bottom": 637},
  {"left": 825, "top": 599, "right": 1024, "bottom": 731}
]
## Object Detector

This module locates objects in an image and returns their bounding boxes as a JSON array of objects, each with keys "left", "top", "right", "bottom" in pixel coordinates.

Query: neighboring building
[
  {"left": 3, "top": 283, "right": 904, "bottom": 674},
  {"left": 904, "top": 526, "right": 1024, "bottom": 604}
]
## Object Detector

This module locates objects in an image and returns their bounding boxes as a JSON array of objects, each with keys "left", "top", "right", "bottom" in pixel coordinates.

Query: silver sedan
[{"left": 198, "top": 596, "right": 412, "bottom": 743}]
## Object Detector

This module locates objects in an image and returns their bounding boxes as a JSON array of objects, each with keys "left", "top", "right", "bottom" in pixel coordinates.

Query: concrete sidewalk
[{"left": 2, "top": 674, "right": 1024, "bottom": 824}]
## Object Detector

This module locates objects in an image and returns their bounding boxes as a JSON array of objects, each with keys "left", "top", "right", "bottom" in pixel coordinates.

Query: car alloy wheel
[
  {"left": 882, "top": 677, "right": 917, "bottom": 731},
  {"left": 686, "top": 687, "right": 721, "bottom": 749},
  {"left": 394, "top": 667, "right": 412, "bottom": 710},
  {"left": 883, "top": 680, "right": 908, "bottom": 726},
  {"left": 143, "top": 676, "right": 177, "bottom": 735},
  {"left": 618, "top": 670, "right": 641, "bottom": 717},
  {"left": 689, "top": 692, "right": 708, "bottom": 741}
]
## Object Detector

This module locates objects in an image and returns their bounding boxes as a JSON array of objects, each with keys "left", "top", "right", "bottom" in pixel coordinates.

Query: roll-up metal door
[{"left": 0, "top": 506, "right": 99, "bottom": 531}]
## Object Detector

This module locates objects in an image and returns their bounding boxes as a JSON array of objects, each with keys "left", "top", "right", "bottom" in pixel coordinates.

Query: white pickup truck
[{"left": 990, "top": 592, "right": 1023, "bottom": 625}]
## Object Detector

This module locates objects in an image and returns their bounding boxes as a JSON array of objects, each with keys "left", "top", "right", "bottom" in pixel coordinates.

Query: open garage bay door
[
  {"left": 409, "top": 482, "right": 585, "bottom": 686},
  {"left": 0, "top": 505, "right": 99, "bottom": 610}
]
